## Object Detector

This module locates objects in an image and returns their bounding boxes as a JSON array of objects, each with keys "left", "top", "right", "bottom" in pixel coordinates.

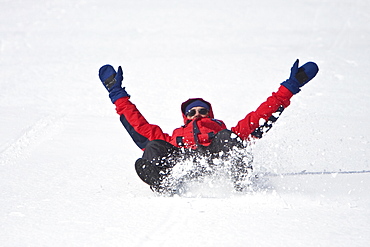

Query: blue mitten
[
  {"left": 99, "top": 65, "right": 129, "bottom": 103},
  {"left": 281, "top": 59, "right": 319, "bottom": 94}
]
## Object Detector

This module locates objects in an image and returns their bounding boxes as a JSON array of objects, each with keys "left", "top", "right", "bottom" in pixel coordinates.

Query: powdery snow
[{"left": 0, "top": 0, "right": 369, "bottom": 246}]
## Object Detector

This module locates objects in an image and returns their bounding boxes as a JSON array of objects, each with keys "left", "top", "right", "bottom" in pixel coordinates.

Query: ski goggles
[{"left": 186, "top": 108, "right": 209, "bottom": 117}]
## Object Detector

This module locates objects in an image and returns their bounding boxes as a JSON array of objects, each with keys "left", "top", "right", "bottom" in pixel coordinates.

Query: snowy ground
[{"left": 1, "top": 0, "right": 370, "bottom": 246}]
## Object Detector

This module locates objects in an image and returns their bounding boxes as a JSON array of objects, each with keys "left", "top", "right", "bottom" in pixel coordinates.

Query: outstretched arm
[
  {"left": 231, "top": 59, "right": 319, "bottom": 140},
  {"left": 99, "top": 65, "right": 171, "bottom": 150},
  {"left": 115, "top": 97, "right": 171, "bottom": 149},
  {"left": 231, "top": 85, "right": 293, "bottom": 140}
]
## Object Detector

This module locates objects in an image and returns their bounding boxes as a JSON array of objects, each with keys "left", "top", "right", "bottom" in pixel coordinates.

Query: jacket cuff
[
  {"left": 114, "top": 96, "right": 130, "bottom": 115},
  {"left": 278, "top": 85, "right": 294, "bottom": 98}
]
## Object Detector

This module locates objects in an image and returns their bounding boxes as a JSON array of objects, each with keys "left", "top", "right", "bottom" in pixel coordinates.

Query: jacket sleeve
[
  {"left": 231, "top": 85, "right": 293, "bottom": 140},
  {"left": 114, "top": 97, "right": 172, "bottom": 150}
]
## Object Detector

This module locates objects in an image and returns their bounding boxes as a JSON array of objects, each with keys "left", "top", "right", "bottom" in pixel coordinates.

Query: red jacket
[{"left": 115, "top": 85, "right": 293, "bottom": 150}]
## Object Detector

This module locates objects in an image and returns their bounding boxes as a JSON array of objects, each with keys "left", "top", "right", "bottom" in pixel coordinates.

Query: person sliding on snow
[{"left": 98, "top": 60, "right": 319, "bottom": 193}]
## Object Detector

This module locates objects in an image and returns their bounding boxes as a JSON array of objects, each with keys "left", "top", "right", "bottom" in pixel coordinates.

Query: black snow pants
[{"left": 134, "top": 129, "right": 244, "bottom": 186}]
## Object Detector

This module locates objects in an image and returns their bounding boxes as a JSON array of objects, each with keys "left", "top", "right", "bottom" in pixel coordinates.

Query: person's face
[{"left": 186, "top": 107, "right": 209, "bottom": 120}]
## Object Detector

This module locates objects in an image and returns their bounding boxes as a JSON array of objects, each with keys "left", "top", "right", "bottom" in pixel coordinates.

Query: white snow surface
[{"left": 1, "top": 0, "right": 370, "bottom": 246}]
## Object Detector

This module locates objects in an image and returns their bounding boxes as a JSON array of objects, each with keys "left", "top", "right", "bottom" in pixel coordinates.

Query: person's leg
[
  {"left": 206, "top": 129, "right": 244, "bottom": 154},
  {"left": 142, "top": 139, "right": 179, "bottom": 164},
  {"left": 205, "top": 129, "right": 253, "bottom": 191},
  {"left": 135, "top": 140, "right": 180, "bottom": 186}
]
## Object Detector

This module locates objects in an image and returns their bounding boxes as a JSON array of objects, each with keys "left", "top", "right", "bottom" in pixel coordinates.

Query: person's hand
[
  {"left": 99, "top": 65, "right": 129, "bottom": 103},
  {"left": 281, "top": 59, "right": 319, "bottom": 94}
]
